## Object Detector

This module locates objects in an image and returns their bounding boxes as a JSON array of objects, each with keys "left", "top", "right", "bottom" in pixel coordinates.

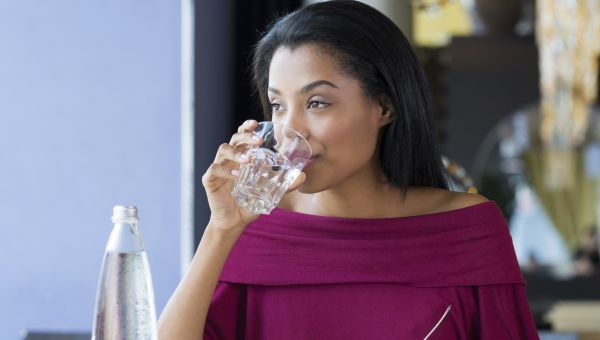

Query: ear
[{"left": 377, "top": 95, "right": 393, "bottom": 127}]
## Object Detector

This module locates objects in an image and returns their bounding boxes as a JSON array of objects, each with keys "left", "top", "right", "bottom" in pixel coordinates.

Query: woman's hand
[{"left": 201, "top": 120, "right": 306, "bottom": 234}]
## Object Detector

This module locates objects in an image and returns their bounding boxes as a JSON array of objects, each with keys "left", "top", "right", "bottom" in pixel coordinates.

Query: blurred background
[
  {"left": 1, "top": 0, "right": 599, "bottom": 339},
  {"left": 0, "top": 1, "right": 181, "bottom": 339}
]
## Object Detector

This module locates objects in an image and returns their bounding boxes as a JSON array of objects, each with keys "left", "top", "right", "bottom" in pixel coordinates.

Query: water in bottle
[{"left": 92, "top": 205, "right": 158, "bottom": 340}]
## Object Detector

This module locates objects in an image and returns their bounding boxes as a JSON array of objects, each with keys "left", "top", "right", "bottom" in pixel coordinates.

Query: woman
[{"left": 159, "top": 1, "right": 539, "bottom": 339}]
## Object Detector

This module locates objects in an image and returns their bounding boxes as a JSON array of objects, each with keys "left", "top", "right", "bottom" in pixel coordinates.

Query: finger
[
  {"left": 202, "top": 162, "right": 240, "bottom": 185},
  {"left": 237, "top": 119, "right": 258, "bottom": 133},
  {"left": 229, "top": 132, "right": 263, "bottom": 148},
  {"left": 214, "top": 143, "right": 252, "bottom": 164},
  {"left": 285, "top": 171, "right": 306, "bottom": 193}
]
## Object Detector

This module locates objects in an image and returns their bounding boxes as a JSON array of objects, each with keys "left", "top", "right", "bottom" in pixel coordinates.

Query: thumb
[{"left": 285, "top": 171, "right": 306, "bottom": 193}]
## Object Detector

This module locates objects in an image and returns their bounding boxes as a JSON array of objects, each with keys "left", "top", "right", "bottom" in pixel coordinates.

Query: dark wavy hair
[{"left": 252, "top": 0, "right": 449, "bottom": 194}]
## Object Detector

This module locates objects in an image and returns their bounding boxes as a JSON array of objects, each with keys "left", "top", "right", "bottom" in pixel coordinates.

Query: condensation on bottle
[{"left": 92, "top": 205, "right": 158, "bottom": 340}]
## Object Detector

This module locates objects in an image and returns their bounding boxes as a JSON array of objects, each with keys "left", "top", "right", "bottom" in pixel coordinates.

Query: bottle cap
[{"left": 112, "top": 205, "right": 139, "bottom": 223}]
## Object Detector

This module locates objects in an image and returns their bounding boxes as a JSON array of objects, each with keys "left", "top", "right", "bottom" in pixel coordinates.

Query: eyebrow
[{"left": 268, "top": 80, "right": 339, "bottom": 95}]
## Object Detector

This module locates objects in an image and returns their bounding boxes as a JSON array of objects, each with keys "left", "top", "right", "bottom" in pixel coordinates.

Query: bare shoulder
[
  {"left": 407, "top": 187, "right": 490, "bottom": 215},
  {"left": 443, "top": 191, "right": 490, "bottom": 211}
]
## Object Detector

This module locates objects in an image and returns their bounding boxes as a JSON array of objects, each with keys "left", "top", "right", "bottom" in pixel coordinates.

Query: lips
[{"left": 304, "top": 155, "right": 319, "bottom": 168}]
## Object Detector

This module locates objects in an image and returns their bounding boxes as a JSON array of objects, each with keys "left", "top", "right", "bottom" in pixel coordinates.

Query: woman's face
[{"left": 267, "top": 44, "right": 392, "bottom": 193}]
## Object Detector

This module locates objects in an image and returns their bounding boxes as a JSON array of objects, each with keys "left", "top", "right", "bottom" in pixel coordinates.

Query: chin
[
  {"left": 297, "top": 186, "right": 312, "bottom": 194},
  {"left": 297, "top": 177, "right": 327, "bottom": 194}
]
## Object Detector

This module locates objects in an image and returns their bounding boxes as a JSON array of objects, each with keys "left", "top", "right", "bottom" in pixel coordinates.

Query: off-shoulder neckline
[{"left": 270, "top": 200, "right": 496, "bottom": 223}]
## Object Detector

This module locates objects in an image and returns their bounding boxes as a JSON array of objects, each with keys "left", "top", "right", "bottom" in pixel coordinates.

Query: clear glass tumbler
[{"left": 230, "top": 121, "right": 312, "bottom": 214}]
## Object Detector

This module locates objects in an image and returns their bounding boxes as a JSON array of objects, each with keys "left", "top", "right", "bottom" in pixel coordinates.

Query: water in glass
[{"left": 231, "top": 147, "right": 300, "bottom": 214}]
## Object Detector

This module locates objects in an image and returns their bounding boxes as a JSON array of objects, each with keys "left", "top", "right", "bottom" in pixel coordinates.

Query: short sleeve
[
  {"left": 472, "top": 284, "right": 539, "bottom": 339},
  {"left": 204, "top": 282, "right": 246, "bottom": 340}
]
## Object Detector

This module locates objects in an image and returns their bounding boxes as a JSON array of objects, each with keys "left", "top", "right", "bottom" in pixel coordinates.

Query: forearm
[{"left": 158, "top": 223, "right": 242, "bottom": 340}]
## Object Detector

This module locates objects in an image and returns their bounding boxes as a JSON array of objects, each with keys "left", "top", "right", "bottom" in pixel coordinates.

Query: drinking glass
[{"left": 230, "top": 121, "right": 312, "bottom": 214}]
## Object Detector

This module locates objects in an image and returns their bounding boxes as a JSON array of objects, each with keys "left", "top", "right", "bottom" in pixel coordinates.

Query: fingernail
[
  {"left": 240, "top": 154, "right": 249, "bottom": 159},
  {"left": 231, "top": 169, "right": 240, "bottom": 176},
  {"left": 252, "top": 135, "right": 261, "bottom": 140}
]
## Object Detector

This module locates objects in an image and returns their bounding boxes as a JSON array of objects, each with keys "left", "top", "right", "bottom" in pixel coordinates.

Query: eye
[
  {"left": 307, "top": 100, "right": 329, "bottom": 109},
  {"left": 270, "top": 102, "right": 283, "bottom": 113}
]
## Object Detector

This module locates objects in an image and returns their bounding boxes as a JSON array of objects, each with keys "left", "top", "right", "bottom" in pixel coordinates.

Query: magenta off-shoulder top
[{"left": 204, "top": 201, "right": 539, "bottom": 339}]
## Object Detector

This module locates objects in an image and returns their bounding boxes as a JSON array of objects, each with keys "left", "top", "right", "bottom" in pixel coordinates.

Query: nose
[{"left": 278, "top": 109, "right": 310, "bottom": 141}]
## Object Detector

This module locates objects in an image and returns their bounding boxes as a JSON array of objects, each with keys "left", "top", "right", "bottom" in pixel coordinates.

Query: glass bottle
[{"left": 92, "top": 205, "right": 158, "bottom": 340}]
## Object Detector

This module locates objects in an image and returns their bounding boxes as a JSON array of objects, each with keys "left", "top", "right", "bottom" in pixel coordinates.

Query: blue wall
[{"left": 0, "top": 1, "right": 181, "bottom": 338}]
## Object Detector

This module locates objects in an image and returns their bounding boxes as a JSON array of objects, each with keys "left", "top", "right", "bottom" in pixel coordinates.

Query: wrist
[{"left": 205, "top": 220, "right": 245, "bottom": 242}]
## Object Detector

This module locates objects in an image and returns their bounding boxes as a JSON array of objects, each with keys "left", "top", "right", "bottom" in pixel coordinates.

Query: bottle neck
[{"left": 106, "top": 221, "right": 145, "bottom": 253}]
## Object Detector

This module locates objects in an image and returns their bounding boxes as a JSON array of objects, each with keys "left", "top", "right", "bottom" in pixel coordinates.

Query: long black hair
[{"left": 252, "top": 0, "right": 449, "bottom": 194}]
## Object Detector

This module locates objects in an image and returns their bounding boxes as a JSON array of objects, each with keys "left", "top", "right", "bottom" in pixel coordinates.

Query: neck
[{"left": 300, "top": 159, "right": 406, "bottom": 218}]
